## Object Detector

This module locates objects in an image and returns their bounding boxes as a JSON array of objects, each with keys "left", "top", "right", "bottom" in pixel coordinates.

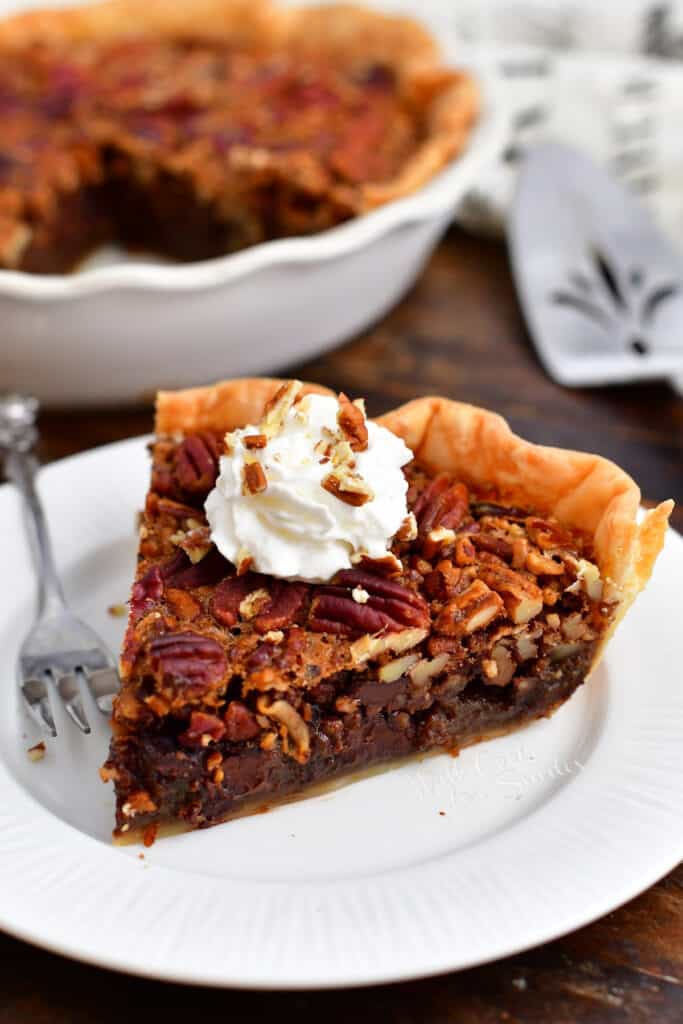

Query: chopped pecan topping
[
  {"left": 378, "top": 652, "right": 420, "bottom": 682},
  {"left": 262, "top": 380, "right": 302, "bottom": 436},
  {"left": 224, "top": 700, "right": 261, "bottom": 741},
  {"left": 511, "top": 537, "right": 528, "bottom": 570},
  {"left": 410, "top": 652, "right": 449, "bottom": 687},
  {"left": 525, "top": 548, "right": 564, "bottom": 576},
  {"left": 423, "top": 526, "right": 456, "bottom": 559},
  {"left": 525, "top": 516, "right": 573, "bottom": 550},
  {"left": 243, "top": 461, "right": 267, "bottom": 495},
  {"left": 337, "top": 392, "right": 368, "bottom": 452},
  {"left": 471, "top": 533, "right": 513, "bottom": 560},
  {"left": 236, "top": 549, "right": 253, "bottom": 576},
  {"left": 177, "top": 525, "right": 212, "bottom": 564},
  {"left": 477, "top": 557, "right": 543, "bottom": 625},
  {"left": 212, "top": 574, "right": 261, "bottom": 627},
  {"left": 165, "top": 587, "right": 201, "bottom": 621},
  {"left": 121, "top": 790, "right": 157, "bottom": 818},
  {"left": 212, "top": 574, "right": 307, "bottom": 631},
  {"left": 322, "top": 468, "right": 373, "bottom": 506},
  {"left": 435, "top": 580, "right": 504, "bottom": 637},
  {"left": 243, "top": 433, "right": 268, "bottom": 450},
  {"left": 351, "top": 626, "right": 428, "bottom": 663},
  {"left": 488, "top": 643, "right": 516, "bottom": 686},
  {"left": 178, "top": 710, "right": 226, "bottom": 748},
  {"left": 351, "top": 551, "right": 403, "bottom": 576},
  {"left": 454, "top": 535, "right": 476, "bottom": 566},
  {"left": 256, "top": 697, "right": 310, "bottom": 762},
  {"left": 150, "top": 496, "right": 200, "bottom": 520},
  {"left": 396, "top": 512, "right": 418, "bottom": 543},
  {"left": 414, "top": 476, "right": 469, "bottom": 537},
  {"left": 239, "top": 588, "right": 271, "bottom": 620}
]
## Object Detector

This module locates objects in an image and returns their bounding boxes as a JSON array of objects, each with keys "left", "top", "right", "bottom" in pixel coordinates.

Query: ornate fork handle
[{"left": 0, "top": 395, "right": 66, "bottom": 617}]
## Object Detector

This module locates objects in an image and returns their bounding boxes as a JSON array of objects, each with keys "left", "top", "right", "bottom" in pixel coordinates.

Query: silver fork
[{"left": 0, "top": 394, "right": 119, "bottom": 737}]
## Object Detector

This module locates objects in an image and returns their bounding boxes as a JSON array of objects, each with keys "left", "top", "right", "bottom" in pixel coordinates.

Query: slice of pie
[
  {"left": 102, "top": 378, "right": 672, "bottom": 844},
  {"left": 0, "top": 0, "right": 477, "bottom": 273}
]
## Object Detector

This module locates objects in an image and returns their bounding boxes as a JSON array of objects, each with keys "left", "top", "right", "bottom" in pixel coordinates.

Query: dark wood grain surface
[{"left": 2, "top": 228, "right": 681, "bottom": 1021}]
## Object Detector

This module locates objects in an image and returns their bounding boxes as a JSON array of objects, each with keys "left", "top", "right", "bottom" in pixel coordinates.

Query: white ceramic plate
[{"left": 0, "top": 438, "right": 681, "bottom": 989}]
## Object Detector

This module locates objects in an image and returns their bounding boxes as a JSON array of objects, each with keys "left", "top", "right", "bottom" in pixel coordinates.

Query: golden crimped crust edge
[
  {"left": 156, "top": 378, "right": 673, "bottom": 674},
  {"left": 0, "top": 0, "right": 478, "bottom": 211}
]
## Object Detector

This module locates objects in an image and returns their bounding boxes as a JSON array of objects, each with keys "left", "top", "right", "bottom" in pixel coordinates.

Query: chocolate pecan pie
[
  {"left": 101, "top": 379, "right": 672, "bottom": 843},
  {"left": 0, "top": 0, "right": 478, "bottom": 273}
]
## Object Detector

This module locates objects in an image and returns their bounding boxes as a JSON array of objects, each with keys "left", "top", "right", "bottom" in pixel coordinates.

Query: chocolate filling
[{"left": 109, "top": 646, "right": 593, "bottom": 834}]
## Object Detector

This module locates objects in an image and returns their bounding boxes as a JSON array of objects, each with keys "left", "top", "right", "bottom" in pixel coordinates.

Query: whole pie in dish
[
  {"left": 101, "top": 378, "right": 672, "bottom": 844},
  {"left": 0, "top": 0, "right": 478, "bottom": 273}
]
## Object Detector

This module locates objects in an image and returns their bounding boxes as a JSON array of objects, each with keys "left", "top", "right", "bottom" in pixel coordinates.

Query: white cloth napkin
[{"left": 377, "top": 1, "right": 683, "bottom": 252}]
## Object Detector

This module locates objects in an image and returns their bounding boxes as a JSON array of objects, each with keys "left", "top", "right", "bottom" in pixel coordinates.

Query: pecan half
[
  {"left": 254, "top": 582, "right": 308, "bottom": 633},
  {"left": 130, "top": 565, "right": 163, "bottom": 618},
  {"left": 163, "top": 547, "right": 230, "bottom": 589},
  {"left": 149, "top": 632, "right": 227, "bottom": 696},
  {"left": 415, "top": 476, "right": 469, "bottom": 538},
  {"left": 337, "top": 392, "right": 368, "bottom": 451},
  {"left": 149, "top": 496, "right": 201, "bottom": 520},
  {"left": 173, "top": 433, "right": 220, "bottom": 497},
  {"left": 310, "top": 569, "right": 429, "bottom": 636},
  {"left": 412, "top": 473, "right": 450, "bottom": 519}
]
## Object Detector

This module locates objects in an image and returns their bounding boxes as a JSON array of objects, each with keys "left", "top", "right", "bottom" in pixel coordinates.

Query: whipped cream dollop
[{"left": 205, "top": 382, "right": 412, "bottom": 582}]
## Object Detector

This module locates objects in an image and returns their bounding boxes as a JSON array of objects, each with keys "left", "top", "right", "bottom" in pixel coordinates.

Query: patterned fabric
[{"left": 376, "top": 0, "right": 683, "bottom": 247}]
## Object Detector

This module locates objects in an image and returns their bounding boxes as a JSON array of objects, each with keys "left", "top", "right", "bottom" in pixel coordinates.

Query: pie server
[{"left": 508, "top": 142, "right": 683, "bottom": 389}]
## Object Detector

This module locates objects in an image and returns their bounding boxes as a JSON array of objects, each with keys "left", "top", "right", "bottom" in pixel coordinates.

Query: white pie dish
[{"left": 0, "top": 39, "right": 505, "bottom": 406}]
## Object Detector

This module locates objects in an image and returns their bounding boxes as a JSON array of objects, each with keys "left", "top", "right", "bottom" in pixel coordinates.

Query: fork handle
[{"left": 0, "top": 395, "right": 67, "bottom": 617}]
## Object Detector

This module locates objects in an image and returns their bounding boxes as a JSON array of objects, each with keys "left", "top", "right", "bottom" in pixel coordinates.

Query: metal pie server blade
[{"left": 508, "top": 142, "right": 683, "bottom": 389}]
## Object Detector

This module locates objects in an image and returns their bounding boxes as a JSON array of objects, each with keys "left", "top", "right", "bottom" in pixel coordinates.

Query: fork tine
[
  {"left": 54, "top": 671, "right": 91, "bottom": 734},
  {"left": 74, "top": 665, "right": 115, "bottom": 727},
  {"left": 20, "top": 676, "right": 57, "bottom": 738},
  {"left": 81, "top": 665, "right": 119, "bottom": 717}
]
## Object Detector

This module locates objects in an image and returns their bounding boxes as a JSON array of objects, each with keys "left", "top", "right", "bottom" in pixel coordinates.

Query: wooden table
[{"left": 2, "top": 229, "right": 681, "bottom": 1022}]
